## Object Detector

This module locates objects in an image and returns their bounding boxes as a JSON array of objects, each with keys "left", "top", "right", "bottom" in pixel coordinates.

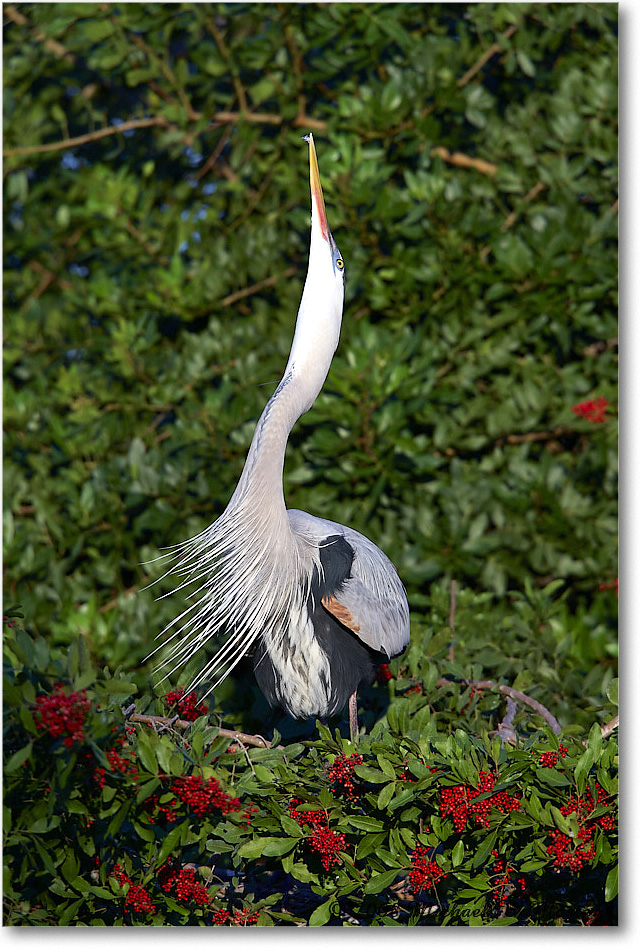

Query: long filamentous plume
[{"left": 149, "top": 404, "right": 314, "bottom": 696}]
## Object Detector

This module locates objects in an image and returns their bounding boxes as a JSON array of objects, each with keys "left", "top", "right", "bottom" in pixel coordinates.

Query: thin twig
[
  {"left": 5, "top": 4, "right": 76, "bottom": 63},
  {"left": 220, "top": 267, "right": 296, "bottom": 307},
  {"left": 205, "top": 17, "right": 248, "bottom": 112},
  {"left": 195, "top": 127, "right": 233, "bottom": 181},
  {"left": 501, "top": 181, "right": 546, "bottom": 232},
  {"left": 436, "top": 677, "right": 562, "bottom": 734},
  {"left": 582, "top": 715, "right": 619, "bottom": 746},
  {"left": 3, "top": 116, "right": 170, "bottom": 157},
  {"left": 127, "top": 712, "right": 273, "bottom": 748},
  {"left": 457, "top": 25, "right": 518, "bottom": 88},
  {"left": 497, "top": 697, "right": 518, "bottom": 745},
  {"left": 128, "top": 31, "right": 199, "bottom": 121},
  {"left": 3, "top": 108, "right": 326, "bottom": 158},
  {"left": 430, "top": 146, "right": 497, "bottom": 178}
]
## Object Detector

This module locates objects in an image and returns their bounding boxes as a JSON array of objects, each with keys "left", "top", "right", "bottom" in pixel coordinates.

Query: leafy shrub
[
  {"left": 3, "top": 2, "right": 617, "bottom": 677},
  {"left": 4, "top": 597, "right": 617, "bottom": 926},
  {"left": 3, "top": 2, "right": 617, "bottom": 927}
]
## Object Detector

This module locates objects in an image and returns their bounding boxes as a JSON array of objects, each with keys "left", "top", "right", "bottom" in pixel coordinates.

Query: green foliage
[
  {"left": 3, "top": 2, "right": 617, "bottom": 677},
  {"left": 3, "top": 2, "right": 617, "bottom": 927},
  {"left": 4, "top": 622, "right": 617, "bottom": 926}
]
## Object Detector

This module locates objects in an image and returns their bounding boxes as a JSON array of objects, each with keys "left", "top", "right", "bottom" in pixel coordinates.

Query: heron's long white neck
[{"left": 233, "top": 216, "right": 343, "bottom": 514}]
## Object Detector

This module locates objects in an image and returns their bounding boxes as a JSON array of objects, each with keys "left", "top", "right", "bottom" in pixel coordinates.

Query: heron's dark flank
[
  {"left": 153, "top": 135, "right": 409, "bottom": 737},
  {"left": 253, "top": 535, "right": 388, "bottom": 719}
]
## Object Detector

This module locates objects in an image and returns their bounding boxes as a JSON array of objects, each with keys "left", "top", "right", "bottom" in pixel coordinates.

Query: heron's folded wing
[{"left": 322, "top": 575, "right": 409, "bottom": 658}]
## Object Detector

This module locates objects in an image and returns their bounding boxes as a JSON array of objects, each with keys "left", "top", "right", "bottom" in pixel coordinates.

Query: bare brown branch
[
  {"left": 220, "top": 267, "right": 297, "bottom": 308},
  {"left": 205, "top": 17, "right": 248, "bottom": 113},
  {"left": 431, "top": 146, "right": 497, "bottom": 178},
  {"left": 127, "top": 712, "right": 273, "bottom": 749},
  {"left": 457, "top": 25, "right": 518, "bottom": 88},
  {"left": 4, "top": 108, "right": 326, "bottom": 159},
  {"left": 436, "top": 676, "right": 562, "bottom": 734},
  {"left": 497, "top": 696, "right": 518, "bottom": 745},
  {"left": 3, "top": 116, "right": 170, "bottom": 157},
  {"left": 501, "top": 181, "right": 546, "bottom": 232},
  {"left": 5, "top": 4, "right": 76, "bottom": 63}
]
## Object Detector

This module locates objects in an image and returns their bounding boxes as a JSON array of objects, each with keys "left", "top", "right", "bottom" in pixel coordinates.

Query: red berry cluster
[
  {"left": 211, "top": 907, "right": 260, "bottom": 926},
  {"left": 164, "top": 687, "right": 208, "bottom": 722},
  {"left": 572, "top": 396, "right": 609, "bottom": 424},
  {"left": 172, "top": 774, "right": 241, "bottom": 816},
  {"left": 439, "top": 770, "right": 521, "bottom": 832},
  {"left": 598, "top": 577, "right": 619, "bottom": 595},
  {"left": 288, "top": 798, "right": 326, "bottom": 827},
  {"left": 546, "top": 783, "right": 615, "bottom": 871},
  {"left": 110, "top": 864, "right": 156, "bottom": 916},
  {"left": 489, "top": 851, "right": 527, "bottom": 909},
  {"left": 158, "top": 861, "right": 209, "bottom": 906},
  {"left": 328, "top": 753, "right": 363, "bottom": 801},
  {"left": 106, "top": 746, "right": 139, "bottom": 778},
  {"left": 398, "top": 758, "right": 417, "bottom": 783},
  {"left": 374, "top": 663, "right": 394, "bottom": 683},
  {"left": 539, "top": 745, "right": 569, "bottom": 768},
  {"left": 405, "top": 684, "right": 422, "bottom": 694},
  {"left": 34, "top": 685, "right": 91, "bottom": 748},
  {"left": 546, "top": 826, "right": 596, "bottom": 872},
  {"left": 308, "top": 825, "right": 347, "bottom": 871},
  {"left": 408, "top": 845, "right": 446, "bottom": 894},
  {"left": 142, "top": 791, "right": 179, "bottom": 823},
  {"left": 562, "top": 783, "right": 614, "bottom": 829}
]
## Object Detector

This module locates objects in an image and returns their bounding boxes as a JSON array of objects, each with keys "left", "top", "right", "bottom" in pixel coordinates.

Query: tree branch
[
  {"left": 457, "top": 25, "right": 518, "bottom": 88},
  {"left": 126, "top": 712, "right": 273, "bottom": 749},
  {"left": 220, "top": 267, "right": 296, "bottom": 308},
  {"left": 430, "top": 146, "right": 497, "bottom": 177},
  {"left": 3, "top": 110, "right": 326, "bottom": 159},
  {"left": 497, "top": 696, "right": 518, "bottom": 745},
  {"left": 3, "top": 116, "right": 170, "bottom": 157},
  {"left": 436, "top": 676, "right": 562, "bottom": 734},
  {"left": 5, "top": 4, "right": 76, "bottom": 63}
]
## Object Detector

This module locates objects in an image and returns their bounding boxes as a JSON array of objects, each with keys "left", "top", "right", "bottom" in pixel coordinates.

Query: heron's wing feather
[
  {"left": 322, "top": 575, "right": 409, "bottom": 658},
  {"left": 288, "top": 508, "right": 410, "bottom": 658}
]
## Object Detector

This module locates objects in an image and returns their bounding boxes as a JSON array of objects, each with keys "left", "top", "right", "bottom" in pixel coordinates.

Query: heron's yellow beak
[{"left": 304, "top": 133, "right": 330, "bottom": 243}]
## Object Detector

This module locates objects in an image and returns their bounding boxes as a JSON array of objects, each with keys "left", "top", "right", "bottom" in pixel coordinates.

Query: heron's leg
[{"left": 348, "top": 690, "right": 359, "bottom": 743}]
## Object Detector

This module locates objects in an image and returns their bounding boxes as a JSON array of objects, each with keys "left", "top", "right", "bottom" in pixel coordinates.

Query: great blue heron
[{"left": 156, "top": 134, "right": 409, "bottom": 739}]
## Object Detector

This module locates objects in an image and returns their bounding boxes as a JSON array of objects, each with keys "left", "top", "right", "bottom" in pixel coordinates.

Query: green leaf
[
  {"left": 5, "top": 742, "right": 32, "bottom": 772},
  {"left": 364, "top": 868, "right": 400, "bottom": 894},
  {"left": 376, "top": 755, "right": 397, "bottom": 780},
  {"left": 452, "top": 839, "right": 464, "bottom": 867},
  {"left": 353, "top": 764, "right": 388, "bottom": 784},
  {"left": 262, "top": 838, "right": 298, "bottom": 857},
  {"left": 238, "top": 837, "right": 277, "bottom": 860},
  {"left": 157, "top": 824, "right": 184, "bottom": 865},
  {"left": 346, "top": 815, "right": 385, "bottom": 831},
  {"left": 377, "top": 782, "right": 396, "bottom": 810},
  {"left": 136, "top": 735, "right": 159, "bottom": 775},
  {"left": 309, "top": 896, "right": 336, "bottom": 926},
  {"left": 605, "top": 864, "right": 618, "bottom": 902},
  {"left": 280, "top": 815, "right": 304, "bottom": 837},
  {"left": 606, "top": 679, "right": 618, "bottom": 706}
]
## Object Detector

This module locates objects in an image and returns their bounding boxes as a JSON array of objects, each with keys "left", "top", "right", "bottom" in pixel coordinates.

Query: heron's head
[
  {"left": 285, "top": 135, "right": 345, "bottom": 393},
  {"left": 300, "top": 134, "right": 345, "bottom": 314}
]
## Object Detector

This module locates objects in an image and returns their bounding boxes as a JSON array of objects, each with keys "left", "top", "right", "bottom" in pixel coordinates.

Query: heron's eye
[{"left": 336, "top": 258, "right": 344, "bottom": 270}]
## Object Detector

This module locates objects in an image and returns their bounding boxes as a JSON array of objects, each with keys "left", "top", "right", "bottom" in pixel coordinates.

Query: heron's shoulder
[{"left": 286, "top": 509, "right": 392, "bottom": 565}]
